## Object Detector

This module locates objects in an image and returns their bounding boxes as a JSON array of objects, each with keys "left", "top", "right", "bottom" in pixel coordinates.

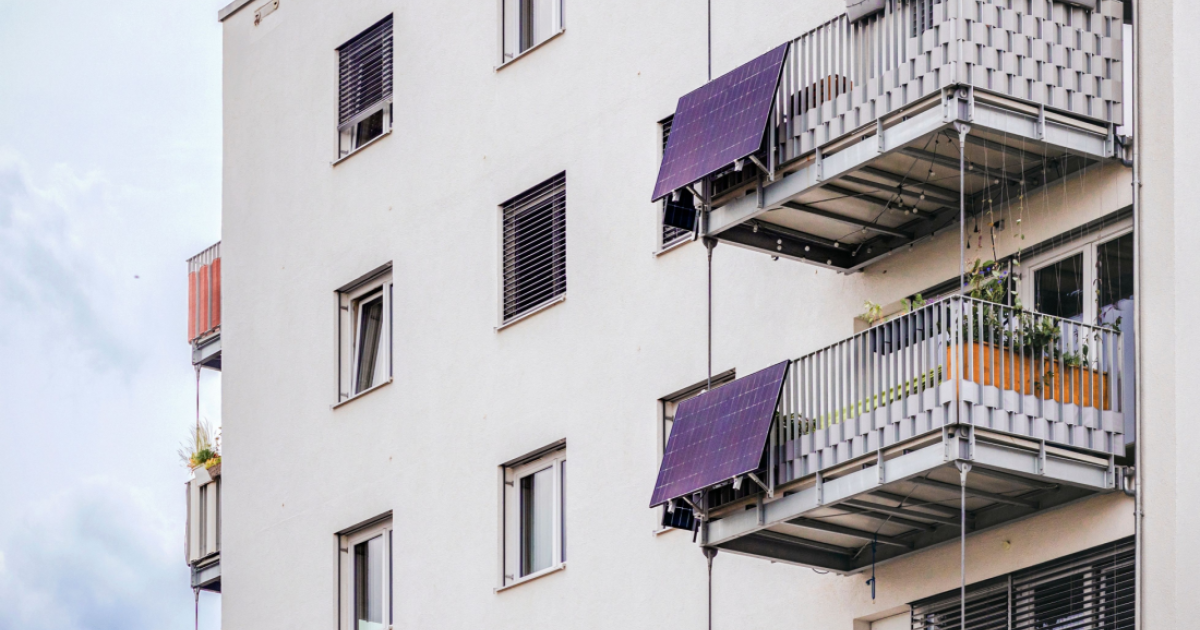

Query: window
[
  {"left": 655, "top": 370, "right": 735, "bottom": 531},
  {"left": 659, "top": 370, "right": 736, "bottom": 462},
  {"left": 1097, "top": 233, "right": 1133, "bottom": 323},
  {"left": 909, "top": 537, "right": 1134, "bottom": 630},
  {"left": 338, "top": 516, "right": 392, "bottom": 630},
  {"left": 1033, "top": 252, "right": 1085, "bottom": 321},
  {"left": 501, "top": 0, "right": 563, "bottom": 62},
  {"left": 337, "top": 264, "right": 393, "bottom": 402},
  {"left": 337, "top": 16, "right": 393, "bottom": 158},
  {"left": 659, "top": 116, "right": 695, "bottom": 250},
  {"left": 501, "top": 442, "right": 566, "bottom": 587},
  {"left": 501, "top": 173, "right": 566, "bottom": 324}
]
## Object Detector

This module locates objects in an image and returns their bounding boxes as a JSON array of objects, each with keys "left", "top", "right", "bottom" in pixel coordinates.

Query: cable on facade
[{"left": 704, "top": 546, "right": 717, "bottom": 630}]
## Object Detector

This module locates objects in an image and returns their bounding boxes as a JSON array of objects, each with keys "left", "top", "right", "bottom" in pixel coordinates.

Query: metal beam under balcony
[
  {"left": 706, "top": 427, "right": 1117, "bottom": 573},
  {"left": 706, "top": 90, "right": 1113, "bottom": 272}
]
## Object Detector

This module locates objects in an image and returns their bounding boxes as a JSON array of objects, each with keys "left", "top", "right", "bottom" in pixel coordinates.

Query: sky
[{"left": 0, "top": 1, "right": 225, "bottom": 628}]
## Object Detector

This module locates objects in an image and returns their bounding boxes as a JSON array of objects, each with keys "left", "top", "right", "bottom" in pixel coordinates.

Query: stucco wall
[{"left": 218, "top": 0, "right": 1137, "bottom": 628}]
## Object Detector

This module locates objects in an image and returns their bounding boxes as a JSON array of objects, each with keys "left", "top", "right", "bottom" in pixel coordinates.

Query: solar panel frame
[
  {"left": 649, "top": 361, "right": 790, "bottom": 508},
  {"left": 651, "top": 42, "right": 790, "bottom": 202}
]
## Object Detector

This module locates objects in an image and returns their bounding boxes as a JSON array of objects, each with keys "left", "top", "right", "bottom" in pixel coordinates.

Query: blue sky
[{"left": 0, "top": 1, "right": 224, "bottom": 628}]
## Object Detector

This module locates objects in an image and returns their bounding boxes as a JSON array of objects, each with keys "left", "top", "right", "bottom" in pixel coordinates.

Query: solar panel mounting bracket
[
  {"left": 745, "top": 472, "right": 772, "bottom": 497},
  {"left": 746, "top": 154, "right": 774, "bottom": 181}
]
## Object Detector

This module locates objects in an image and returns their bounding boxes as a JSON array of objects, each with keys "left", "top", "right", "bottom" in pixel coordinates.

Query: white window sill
[
  {"left": 494, "top": 563, "right": 566, "bottom": 593},
  {"left": 331, "top": 378, "right": 393, "bottom": 409},
  {"left": 495, "top": 29, "right": 565, "bottom": 72},
  {"left": 495, "top": 295, "right": 565, "bottom": 332},
  {"left": 331, "top": 128, "right": 392, "bottom": 167},
  {"left": 654, "top": 235, "right": 693, "bottom": 256},
  {"left": 653, "top": 526, "right": 682, "bottom": 536}
]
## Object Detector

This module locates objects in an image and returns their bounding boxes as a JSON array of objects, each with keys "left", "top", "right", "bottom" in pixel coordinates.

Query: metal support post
[{"left": 957, "top": 461, "right": 972, "bottom": 629}]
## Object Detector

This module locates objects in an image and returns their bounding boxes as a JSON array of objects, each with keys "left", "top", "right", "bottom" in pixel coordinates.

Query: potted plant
[
  {"left": 179, "top": 420, "right": 221, "bottom": 474},
  {"left": 948, "top": 259, "right": 1111, "bottom": 409}
]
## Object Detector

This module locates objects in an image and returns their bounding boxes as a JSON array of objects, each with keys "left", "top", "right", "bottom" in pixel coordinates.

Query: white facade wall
[{"left": 218, "top": 0, "right": 1143, "bottom": 628}]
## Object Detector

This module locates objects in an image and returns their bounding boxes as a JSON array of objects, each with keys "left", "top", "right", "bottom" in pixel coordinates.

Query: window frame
[
  {"left": 654, "top": 370, "right": 735, "bottom": 533},
  {"left": 337, "top": 516, "right": 393, "bottom": 630},
  {"left": 336, "top": 264, "right": 394, "bottom": 405},
  {"left": 499, "top": 442, "right": 567, "bottom": 590},
  {"left": 657, "top": 115, "right": 694, "bottom": 253},
  {"left": 658, "top": 369, "right": 737, "bottom": 464},
  {"left": 497, "top": 0, "right": 565, "bottom": 68},
  {"left": 1018, "top": 221, "right": 1132, "bottom": 326}
]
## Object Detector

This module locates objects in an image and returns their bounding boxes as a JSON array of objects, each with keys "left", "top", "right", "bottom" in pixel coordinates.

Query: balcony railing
[
  {"left": 770, "top": 295, "right": 1124, "bottom": 486},
  {"left": 186, "top": 463, "right": 221, "bottom": 592},
  {"left": 188, "top": 242, "right": 222, "bottom": 370},
  {"left": 766, "top": 0, "right": 1124, "bottom": 171},
  {"left": 188, "top": 242, "right": 221, "bottom": 345}
]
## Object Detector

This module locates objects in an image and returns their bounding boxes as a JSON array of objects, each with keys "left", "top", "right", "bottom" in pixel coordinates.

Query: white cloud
[
  {"left": 0, "top": 154, "right": 136, "bottom": 371},
  {"left": 0, "top": 479, "right": 216, "bottom": 630}
]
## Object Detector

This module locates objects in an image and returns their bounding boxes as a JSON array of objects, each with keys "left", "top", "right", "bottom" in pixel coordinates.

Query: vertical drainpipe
[{"left": 1130, "top": 0, "right": 1143, "bottom": 628}]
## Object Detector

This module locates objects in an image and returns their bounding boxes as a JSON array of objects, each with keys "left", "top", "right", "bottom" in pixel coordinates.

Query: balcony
[
  {"left": 188, "top": 242, "right": 222, "bottom": 370},
  {"left": 186, "top": 462, "right": 221, "bottom": 592},
  {"left": 654, "top": 296, "right": 1126, "bottom": 572},
  {"left": 654, "top": 0, "right": 1127, "bottom": 271}
]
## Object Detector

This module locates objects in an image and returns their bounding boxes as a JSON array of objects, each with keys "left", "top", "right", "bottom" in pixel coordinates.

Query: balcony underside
[
  {"left": 191, "top": 555, "right": 221, "bottom": 593},
  {"left": 192, "top": 332, "right": 221, "bottom": 370},
  {"left": 707, "top": 90, "right": 1117, "bottom": 272},
  {"left": 705, "top": 425, "right": 1118, "bottom": 573}
]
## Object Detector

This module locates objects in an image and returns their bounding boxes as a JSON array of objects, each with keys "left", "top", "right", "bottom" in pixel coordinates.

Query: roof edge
[{"left": 217, "top": 0, "right": 255, "bottom": 22}]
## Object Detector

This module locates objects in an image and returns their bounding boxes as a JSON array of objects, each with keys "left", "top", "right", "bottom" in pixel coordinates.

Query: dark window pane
[
  {"left": 1098, "top": 233, "right": 1134, "bottom": 310},
  {"left": 355, "top": 110, "right": 385, "bottom": 148},
  {"left": 355, "top": 296, "right": 384, "bottom": 393},
  {"left": 354, "top": 536, "right": 383, "bottom": 630},
  {"left": 1035, "top": 253, "right": 1084, "bottom": 320},
  {"left": 520, "top": 467, "right": 553, "bottom": 576}
]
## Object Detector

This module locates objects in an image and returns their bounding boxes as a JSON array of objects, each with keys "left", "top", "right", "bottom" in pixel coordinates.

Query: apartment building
[{"left": 188, "top": 0, "right": 1200, "bottom": 627}]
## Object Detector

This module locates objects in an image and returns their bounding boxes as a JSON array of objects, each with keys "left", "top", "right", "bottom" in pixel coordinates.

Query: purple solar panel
[
  {"left": 651, "top": 43, "right": 789, "bottom": 202},
  {"left": 649, "top": 361, "right": 790, "bottom": 508}
]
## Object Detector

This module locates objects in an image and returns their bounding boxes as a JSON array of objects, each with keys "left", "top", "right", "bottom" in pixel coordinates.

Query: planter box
[{"left": 946, "top": 341, "right": 1110, "bottom": 409}]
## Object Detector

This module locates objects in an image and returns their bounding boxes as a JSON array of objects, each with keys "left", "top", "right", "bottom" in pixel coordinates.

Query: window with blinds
[
  {"left": 502, "top": 173, "right": 567, "bottom": 323},
  {"left": 909, "top": 537, "right": 1135, "bottom": 630},
  {"left": 337, "top": 15, "right": 393, "bottom": 158}
]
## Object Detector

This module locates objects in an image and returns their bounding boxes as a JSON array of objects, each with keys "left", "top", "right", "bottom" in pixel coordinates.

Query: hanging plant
[{"left": 178, "top": 420, "right": 220, "bottom": 470}]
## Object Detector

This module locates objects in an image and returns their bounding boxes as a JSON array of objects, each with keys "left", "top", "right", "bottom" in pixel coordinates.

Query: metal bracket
[
  {"left": 954, "top": 121, "right": 972, "bottom": 141},
  {"left": 815, "top": 147, "right": 825, "bottom": 182},
  {"left": 956, "top": 460, "right": 972, "bottom": 481},
  {"left": 876, "top": 449, "right": 886, "bottom": 485},
  {"left": 746, "top": 472, "right": 773, "bottom": 498},
  {"left": 967, "top": 424, "right": 976, "bottom": 461},
  {"left": 1037, "top": 440, "right": 1047, "bottom": 475},
  {"left": 680, "top": 494, "right": 701, "bottom": 513},
  {"left": 1105, "top": 123, "right": 1116, "bottom": 159},
  {"left": 747, "top": 154, "right": 774, "bottom": 182},
  {"left": 1107, "top": 454, "right": 1117, "bottom": 489},
  {"left": 757, "top": 495, "right": 766, "bottom": 526},
  {"left": 756, "top": 170, "right": 765, "bottom": 209},
  {"left": 876, "top": 119, "right": 886, "bottom": 154},
  {"left": 1036, "top": 104, "right": 1047, "bottom": 141},
  {"left": 815, "top": 471, "right": 825, "bottom": 505}
]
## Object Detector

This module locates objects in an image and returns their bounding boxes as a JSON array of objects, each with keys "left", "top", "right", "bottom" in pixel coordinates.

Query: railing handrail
[
  {"left": 790, "top": 293, "right": 1119, "bottom": 364},
  {"left": 769, "top": 0, "right": 1124, "bottom": 168}
]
